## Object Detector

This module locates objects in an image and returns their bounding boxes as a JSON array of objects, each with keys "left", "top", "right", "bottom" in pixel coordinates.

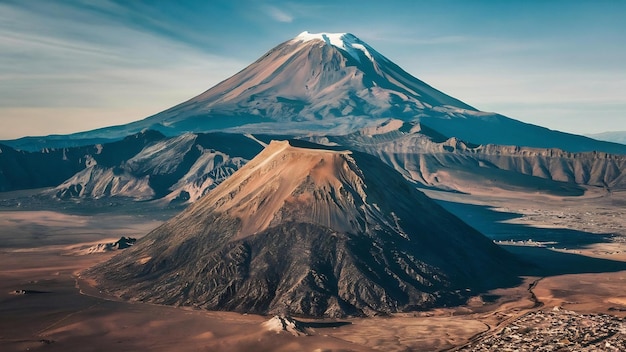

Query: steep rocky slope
[
  {"left": 5, "top": 124, "right": 623, "bottom": 203},
  {"left": 307, "top": 120, "right": 626, "bottom": 195},
  {"left": 86, "top": 140, "right": 520, "bottom": 317},
  {"left": 0, "top": 130, "right": 164, "bottom": 192},
  {"left": 51, "top": 132, "right": 262, "bottom": 202}
]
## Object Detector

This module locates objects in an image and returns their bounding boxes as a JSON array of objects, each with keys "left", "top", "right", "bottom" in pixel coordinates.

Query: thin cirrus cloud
[
  {"left": 0, "top": 1, "right": 246, "bottom": 139},
  {"left": 263, "top": 5, "right": 294, "bottom": 23}
]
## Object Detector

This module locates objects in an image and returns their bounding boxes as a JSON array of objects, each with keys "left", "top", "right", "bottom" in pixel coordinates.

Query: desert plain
[{"left": 1, "top": 186, "right": 625, "bottom": 351}]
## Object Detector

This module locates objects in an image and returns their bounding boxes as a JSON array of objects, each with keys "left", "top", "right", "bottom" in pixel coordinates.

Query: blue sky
[{"left": 1, "top": 0, "right": 625, "bottom": 139}]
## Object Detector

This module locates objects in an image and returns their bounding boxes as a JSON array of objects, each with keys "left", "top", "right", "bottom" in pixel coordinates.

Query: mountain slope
[
  {"left": 308, "top": 120, "right": 626, "bottom": 195},
  {"left": 85, "top": 140, "right": 520, "bottom": 317},
  {"left": 2, "top": 32, "right": 625, "bottom": 155},
  {"left": 50, "top": 132, "right": 263, "bottom": 202},
  {"left": 421, "top": 115, "right": 626, "bottom": 155},
  {"left": 145, "top": 31, "right": 476, "bottom": 133},
  {"left": 0, "top": 130, "right": 164, "bottom": 192}
]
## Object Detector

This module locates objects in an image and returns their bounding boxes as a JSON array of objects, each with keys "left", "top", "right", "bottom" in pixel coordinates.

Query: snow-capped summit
[
  {"left": 4, "top": 31, "right": 626, "bottom": 155},
  {"left": 293, "top": 31, "right": 378, "bottom": 63},
  {"left": 130, "top": 29, "right": 477, "bottom": 138}
]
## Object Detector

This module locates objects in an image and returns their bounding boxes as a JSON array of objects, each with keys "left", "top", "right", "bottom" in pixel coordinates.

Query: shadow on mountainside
[
  {"left": 435, "top": 200, "right": 615, "bottom": 249},
  {"left": 435, "top": 199, "right": 626, "bottom": 278},
  {"left": 297, "top": 320, "right": 352, "bottom": 329},
  {"left": 502, "top": 245, "right": 626, "bottom": 277}
]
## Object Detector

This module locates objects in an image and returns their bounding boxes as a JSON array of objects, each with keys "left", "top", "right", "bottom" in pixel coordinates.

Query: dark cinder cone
[{"left": 85, "top": 140, "right": 520, "bottom": 317}]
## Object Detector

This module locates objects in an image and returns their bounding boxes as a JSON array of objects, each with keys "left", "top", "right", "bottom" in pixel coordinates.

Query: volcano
[
  {"left": 4, "top": 32, "right": 625, "bottom": 155},
  {"left": 144, "top": 31, "right": 476, "bottom": 134},
  {"left": 86, "top": 140, "right": 520, "bottom": 317}
]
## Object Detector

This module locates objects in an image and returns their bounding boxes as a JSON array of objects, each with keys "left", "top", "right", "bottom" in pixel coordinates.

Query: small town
[{"left": 462, "top": 308, "right": 626, "bottom": 351}]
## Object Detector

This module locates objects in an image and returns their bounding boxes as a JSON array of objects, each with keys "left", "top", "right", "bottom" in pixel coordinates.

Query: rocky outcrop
[
  {"left": 84, "top": 237, "right": 137, "bottom": 254},
  {"left": 263, "top": 316, "right": 308, "bottom": 336}
]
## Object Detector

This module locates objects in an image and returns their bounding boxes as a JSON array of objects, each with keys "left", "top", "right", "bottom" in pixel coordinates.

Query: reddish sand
[{"left": 1, "top": 188, "right": 625, "bottom": 351}]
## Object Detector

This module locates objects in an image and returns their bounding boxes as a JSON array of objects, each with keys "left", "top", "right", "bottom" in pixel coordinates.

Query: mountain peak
[
  {"left": 293, "top": 31, "right": 376, "bottom": 63},
  {"left": 7, "top": 31, "right": 626, "bottom": 155},
  {"left": 86, "top": 139, "right": 520, "bottom": 317},
  {"left": 155, "top": 30, "right": 476, "bottom": 133},
  {"left": 294, "top": 31, "right": 356, "bottom": 42}
]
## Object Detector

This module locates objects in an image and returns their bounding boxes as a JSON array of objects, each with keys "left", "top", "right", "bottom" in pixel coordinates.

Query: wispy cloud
[
  {"left": 0, "top": 1, "right": 247, "bottom": 139},
  {"left": 263, "top": 5, "right": 293, "bottom": 23}
]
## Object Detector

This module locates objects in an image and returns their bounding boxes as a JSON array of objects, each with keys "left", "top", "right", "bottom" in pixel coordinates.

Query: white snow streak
[{"left": 294, "top": 31, "right": 376, "bottom": 63}]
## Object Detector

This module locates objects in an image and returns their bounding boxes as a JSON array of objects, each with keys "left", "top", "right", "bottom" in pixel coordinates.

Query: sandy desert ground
[{"left": 1, "top": 186, "right": 625, "bottom": 351}]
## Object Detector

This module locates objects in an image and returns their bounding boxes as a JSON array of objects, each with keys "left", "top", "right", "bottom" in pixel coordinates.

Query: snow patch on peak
[
  {"left": 294, "top": 31, "right": 376, "bottom": 63},
  {"left": 295, "top": 31, "right": 349, "bottom": 44}
]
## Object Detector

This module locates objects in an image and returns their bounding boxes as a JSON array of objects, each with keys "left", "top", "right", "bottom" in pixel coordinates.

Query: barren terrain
[{"left": 1, "top": 188, "right": 625, "bottom": 351}]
